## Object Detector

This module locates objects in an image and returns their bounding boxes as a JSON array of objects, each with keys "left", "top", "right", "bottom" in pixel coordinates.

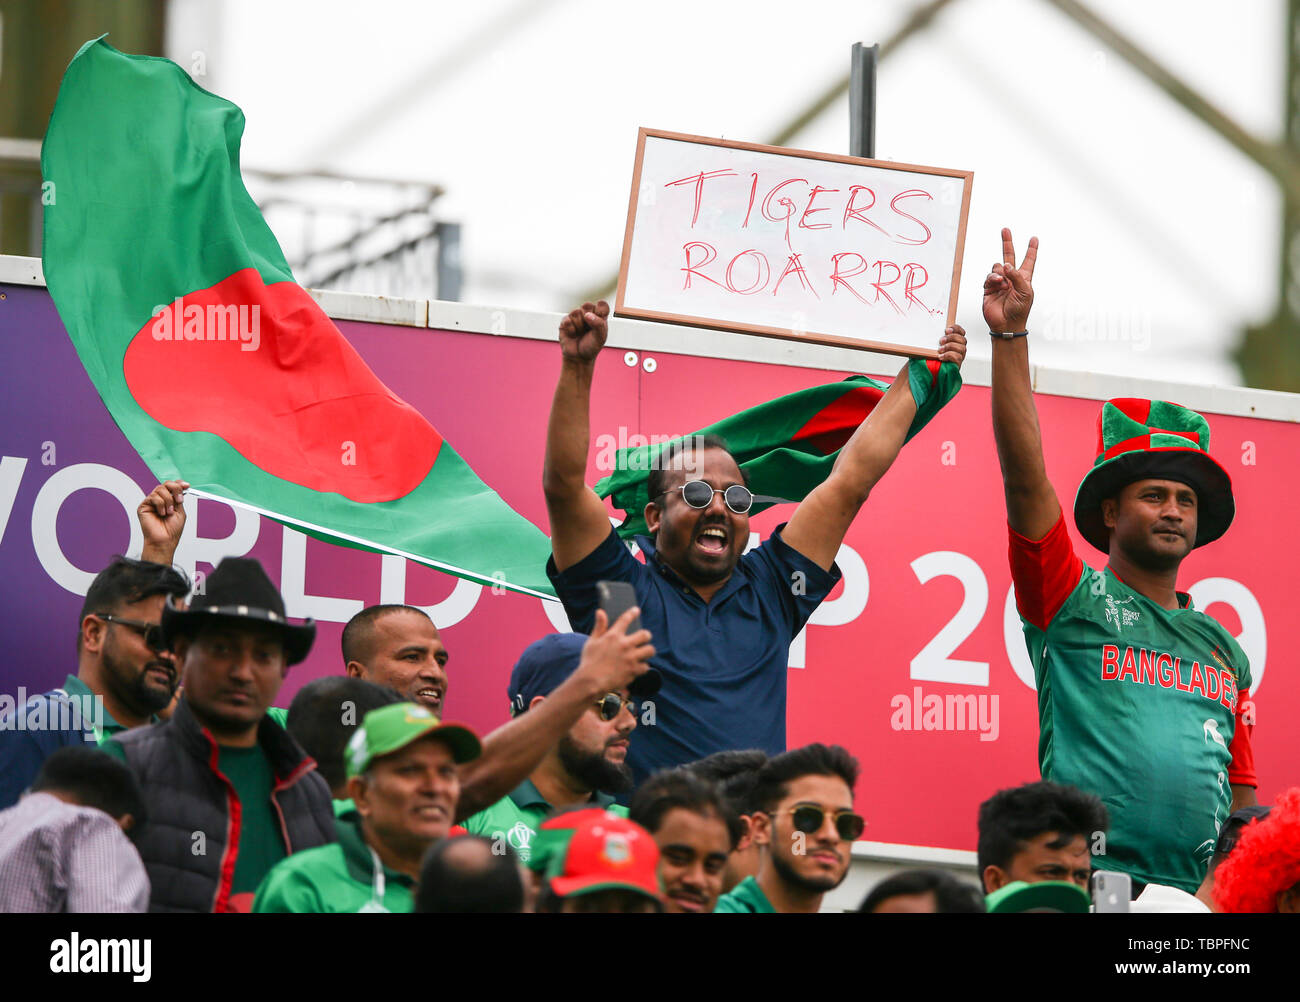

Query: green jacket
[
  {"left": 252, "top": 810, "right": 414, "bottom": 913},
  {"left": 714, "top": 876, "right": 777, "bottom": 913}
]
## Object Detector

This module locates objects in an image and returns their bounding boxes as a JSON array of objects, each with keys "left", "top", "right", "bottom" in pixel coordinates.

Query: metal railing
[{"left": 0, "top": 140, "right": 460, "bottom": 300}]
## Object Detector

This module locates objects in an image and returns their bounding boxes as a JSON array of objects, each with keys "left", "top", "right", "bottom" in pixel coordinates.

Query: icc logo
[{"left": 507, "top": 823, "right": 532, "bottom": 853}]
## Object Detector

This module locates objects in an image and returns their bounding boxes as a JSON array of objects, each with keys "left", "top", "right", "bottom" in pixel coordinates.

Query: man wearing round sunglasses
[
  {"left": 715, "top": 743, "right": 861, "bottom": 913},
  {"left": 462, "top": 632, "right": 661, "bottom": 862},
  {"left": 544, "top": 301, "right": 966, "bottom": 784},
  {"left": 0, "top": 481, "right": 190, "bottom": 809}
]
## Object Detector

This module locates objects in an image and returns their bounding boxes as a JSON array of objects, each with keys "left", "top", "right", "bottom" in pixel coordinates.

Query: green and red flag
[
  {"left": 595, "top": 360, "right": 961, "bottom": 539},
  {"left": 41, "top": 38, "right": 555, "bottom": 597}
]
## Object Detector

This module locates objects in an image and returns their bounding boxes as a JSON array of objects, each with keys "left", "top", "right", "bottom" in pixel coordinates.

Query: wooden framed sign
[{"left": 616, "top": 128, "right": 973, "bottom": 358}]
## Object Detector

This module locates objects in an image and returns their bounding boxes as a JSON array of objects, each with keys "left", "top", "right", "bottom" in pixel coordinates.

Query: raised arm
[
  {"left": 987, "top": 228, "right": 1060, "bottom": 540},
  {"left": 138, "top": 479, "right": 189, "bottom": 565},
  {"left": 454, "top": 607, "right": 654, "bottom": 820},
  {"left": 544, "top": 301, "right": 621, "bottom": 571},
  {"left": 782, "top": 327, "right": 967, "bottom": 571}
]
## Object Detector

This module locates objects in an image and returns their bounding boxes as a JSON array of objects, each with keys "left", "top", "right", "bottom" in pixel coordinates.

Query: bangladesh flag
[
  {"left": 595, "top": 360, "right": 961, "bottom": 538},
  {"left": 41, "top": 38, "right": 555, "bottom": 597}
]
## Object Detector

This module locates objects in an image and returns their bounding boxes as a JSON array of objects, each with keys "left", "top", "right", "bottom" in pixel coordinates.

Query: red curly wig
[{"left": 1214, "top": 787, "right": 1300, "bottom": 913}]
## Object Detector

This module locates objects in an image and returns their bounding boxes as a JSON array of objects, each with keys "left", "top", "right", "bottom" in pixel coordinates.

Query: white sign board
[{"left": 616, "top": 129, "right": 973, "bottom": 358}]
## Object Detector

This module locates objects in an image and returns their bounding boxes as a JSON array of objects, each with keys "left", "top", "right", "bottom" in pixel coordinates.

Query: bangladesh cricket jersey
[
  {"left": 461, "top": 779, "right": 626, "bottom": 863},
  {"left": 252, "top": 810, "right": 414, "bottom": 913},
  {"left": 1011, "top": 515, "right": 1254, "bottom": 894}
]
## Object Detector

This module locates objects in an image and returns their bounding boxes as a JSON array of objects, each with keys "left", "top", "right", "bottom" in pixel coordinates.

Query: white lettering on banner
[
  {"left": 280, "top": 528, "right": 363, "bottom": 621},
  {"left": 789, "top": 543, "right": 868, "bottom": 669},
  {"left": 6, "top": 454, "right": 1270, "bottom": 692},
  {"left": 909, "top": 551, "right": 989, "bottom": 686},
  {"left": 1004, "top": 585, "right": 1038, "bottom": 691},
  {"left": 379, "top": 553, "right": 482, "bottom": 628},
  {"left": 542, "top": 598, "right": 571, "bottom": 633},
  {"left": 0, "top": 456, "right": 28, "bottom": 547},
  {"left": 172, "top": 494, "right": 260, "bottom": 583},
  {"left": 32, "top": 464, "right": 144, "bottom": 595},
  {"left": 1186, "top": 578, "right": 1267, "bottom": 695}
]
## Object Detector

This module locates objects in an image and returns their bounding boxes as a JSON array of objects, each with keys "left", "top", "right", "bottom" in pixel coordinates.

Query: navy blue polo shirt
[{"left": 547, "top": 524, "right": 840, "bottom": 784}]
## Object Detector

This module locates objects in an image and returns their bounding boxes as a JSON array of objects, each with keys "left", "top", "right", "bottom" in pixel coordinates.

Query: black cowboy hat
[{"left": 159, "top": 557, "right": 315, "bottom": 665}]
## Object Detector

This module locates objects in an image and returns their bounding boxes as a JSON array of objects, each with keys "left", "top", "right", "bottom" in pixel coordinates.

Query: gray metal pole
[
  {"left": 849, "top": 42, "right": 879, "bottom": 158},
  {"left": 436, "top": 221, "right": 463, "bottom": 302}
]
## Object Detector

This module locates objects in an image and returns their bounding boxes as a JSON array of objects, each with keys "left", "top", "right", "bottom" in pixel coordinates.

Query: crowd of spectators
[
  {"left": 1, "top": 265, "right": 1296, "bottom": 913},
  {"left": 0, "top": 518, "right": 1295, "bottom": 913}
]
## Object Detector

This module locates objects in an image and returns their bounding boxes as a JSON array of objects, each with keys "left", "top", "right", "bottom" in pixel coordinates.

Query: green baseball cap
[
  {"left": 985, "top": 880, "right": 1091, "bottom": 914},
  {"left": 345, "top": 702, "right": 481, "bottom": 778}
]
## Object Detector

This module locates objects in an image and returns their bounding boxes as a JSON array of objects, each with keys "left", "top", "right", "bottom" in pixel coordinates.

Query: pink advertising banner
[{"left": 1, "top": 279, "right": 1294, "bottom": 852}]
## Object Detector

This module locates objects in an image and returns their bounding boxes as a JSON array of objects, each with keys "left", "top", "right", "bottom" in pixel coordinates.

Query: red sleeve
[
  {"left": 1227, "top": 688, "right": 1256, "bottom": 787},
  {"left": 1008, "top": 512, "right": 1085, "bottom": 632}
]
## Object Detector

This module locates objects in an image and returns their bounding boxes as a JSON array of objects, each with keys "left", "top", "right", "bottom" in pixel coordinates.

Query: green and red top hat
[
  {"left": 543, "top": 812, "right": 662, "bottom": 906},
  {"left": 1073, "top": 398, "right": 1235, "bottom": 553}
]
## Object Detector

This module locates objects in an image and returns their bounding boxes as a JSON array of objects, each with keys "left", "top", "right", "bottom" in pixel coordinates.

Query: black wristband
[{"left": 989, "top": 330, "right": 1029, "bottom": 340}]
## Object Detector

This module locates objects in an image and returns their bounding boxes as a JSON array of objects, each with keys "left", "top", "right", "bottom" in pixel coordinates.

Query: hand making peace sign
[{"left": 983, "top": 228, "right": 1039, "bottom": 335}]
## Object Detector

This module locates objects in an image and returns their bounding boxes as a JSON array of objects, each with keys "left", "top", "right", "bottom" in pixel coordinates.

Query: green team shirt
[
  {"left": 217, "top": 745, "right": 287, "bottom": 902},
  {"left": 1014, "top": 517, "right": 1252, "bottom": 894},
  {"left": 461, "top": 778, "right": 627, "bottom": 863},
  {"left": 102, "top": 735, "right": 287, "bottom": 910},
  {"left": 714, "top": 876, "right": 776, "bottom": 913},
  {"left": 252, "top": 810, "right": 414, "bottom": 913}
]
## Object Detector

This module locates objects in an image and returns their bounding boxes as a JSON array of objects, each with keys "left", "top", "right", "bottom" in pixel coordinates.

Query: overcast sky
[{"left": 165, "top": 0, "right": 1287, "bottom": 386}]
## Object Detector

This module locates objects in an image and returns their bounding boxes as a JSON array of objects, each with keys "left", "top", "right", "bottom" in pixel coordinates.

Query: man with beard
[
  {"left": 542, "top": 301, "right": 966, "bottom": 783},
  {"left": 987, "top": 229, "right": 1255, "bottom": 895},
  {"left": 0, "top": 481, "right": 190, "bottom": 808},
  {"left": 714, "top": 743, "right": 861, "bottom": 913},
  {"left": 461, "top": 633, "right": 660, "bottom": 863},
  {"left": 329, "top": 604, "right": 656, "bottom": 821}
]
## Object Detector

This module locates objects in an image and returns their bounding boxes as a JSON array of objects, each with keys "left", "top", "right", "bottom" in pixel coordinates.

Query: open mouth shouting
[{"left": 694, "top": 522, "right": 730, "bottom": 557}]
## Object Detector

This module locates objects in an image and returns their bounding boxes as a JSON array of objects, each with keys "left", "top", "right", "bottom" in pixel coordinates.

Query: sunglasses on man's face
[
  {"left": 771, "top": 804, "right": 865, "bottom": 841},
  {"left": 657, "top": 480, "right": 753, "bottom": 514},
  {"left": 95, "top": 614, "right": 166, "bottom": 653},
  {"left": 594, "top": 693, "right": 637, "bottom": 721}
]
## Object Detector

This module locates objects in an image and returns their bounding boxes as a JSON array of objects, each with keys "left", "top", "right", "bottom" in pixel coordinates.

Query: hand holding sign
[
  {"left": 983, "top": 228, "right": 1038, "bottom": 334},
  {"left": 939, "top": 325, "right": 967, "bottom": 366},
  {"left": 558, "top": 300, "right": 611, "bottom": 364}
]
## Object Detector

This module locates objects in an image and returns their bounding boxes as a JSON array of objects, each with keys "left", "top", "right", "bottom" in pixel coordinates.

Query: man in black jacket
[{"left": 103, "top": 557, "right": 334, "bottom": 912}]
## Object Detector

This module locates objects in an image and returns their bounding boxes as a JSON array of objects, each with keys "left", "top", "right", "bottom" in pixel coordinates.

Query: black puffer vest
[{"left": 115, "top": 698, "right": 335, "bottom": 912}]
